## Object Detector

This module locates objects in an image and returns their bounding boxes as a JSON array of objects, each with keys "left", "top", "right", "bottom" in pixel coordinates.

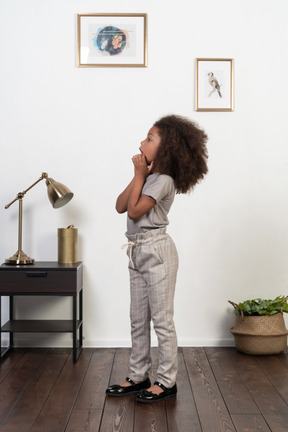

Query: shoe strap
[
  {"left": 154, "top": 381, "right": 168, "bottom": 391},
  {"left": 126, "top": 377, "right": 136, "bottom": 385}
]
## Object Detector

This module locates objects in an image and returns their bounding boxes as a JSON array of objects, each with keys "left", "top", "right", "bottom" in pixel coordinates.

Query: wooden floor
[{"left": 1, "top": 347, "right": 288, "bottom": 432}]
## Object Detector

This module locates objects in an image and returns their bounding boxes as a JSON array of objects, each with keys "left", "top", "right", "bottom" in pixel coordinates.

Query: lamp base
[{"left": 5, "top": 250, "right": 34, "bottom": 265}]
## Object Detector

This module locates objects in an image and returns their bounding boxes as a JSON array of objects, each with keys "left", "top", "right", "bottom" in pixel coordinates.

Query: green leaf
[{"left": 230, "top": 296, "right": 288, "bottom": 316}]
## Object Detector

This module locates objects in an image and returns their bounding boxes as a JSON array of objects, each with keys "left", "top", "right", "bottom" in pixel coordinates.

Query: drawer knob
[{"left": 25, "top": 272, "right": 47, "bottom": 278}]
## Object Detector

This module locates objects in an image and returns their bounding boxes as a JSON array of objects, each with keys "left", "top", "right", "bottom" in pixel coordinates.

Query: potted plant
[{"left": 228, "top": 295, "right": 288, "bottom": 355}]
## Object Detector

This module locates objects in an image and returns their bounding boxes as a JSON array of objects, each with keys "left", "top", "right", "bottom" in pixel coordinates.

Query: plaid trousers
[{"left": 125, "top": 228, "right": 179, "bottom": 388}]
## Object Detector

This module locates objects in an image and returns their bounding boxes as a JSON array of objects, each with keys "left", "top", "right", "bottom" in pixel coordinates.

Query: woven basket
[{"left": 231, "top": 313, "right": 288, "bottom": 355}]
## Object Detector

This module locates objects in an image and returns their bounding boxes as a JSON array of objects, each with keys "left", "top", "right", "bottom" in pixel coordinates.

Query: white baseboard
[
  {"left": 83, "top": 338, "right": 235, "bottom": 348},
  {"left": 13, "top": 334, "right": 235, "bottom": 348}
]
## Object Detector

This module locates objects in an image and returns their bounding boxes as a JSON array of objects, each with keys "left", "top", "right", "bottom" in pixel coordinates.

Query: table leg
[
  {"left": 79, "top": 289, "right": 83, "bottom": 352},
  {"left": 10, "top": 296, "right": 14, "bottom": 348},
  {"left": 73, "top": 294, "right": 77, "bottom": 363},
  {"left": 72, "top": 290, "right": 83, "bottom": 363},
  {"left": 0, "top": 296, "right": 2, "bottom": 356},
  {"left": 0, "top": 296, "right": 13, "bottom": 359}
]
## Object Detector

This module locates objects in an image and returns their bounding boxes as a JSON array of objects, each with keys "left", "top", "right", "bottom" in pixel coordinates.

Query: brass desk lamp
[{"left": 5, "top": 172, "right": 73, "bottom": 265}]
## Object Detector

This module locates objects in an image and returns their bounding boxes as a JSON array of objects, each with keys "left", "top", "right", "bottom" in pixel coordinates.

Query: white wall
[{"left": 1, "top": 0, "right": 288, "bottom": 348}]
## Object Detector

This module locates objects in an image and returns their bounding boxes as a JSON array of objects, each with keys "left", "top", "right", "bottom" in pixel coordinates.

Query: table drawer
[{"left": 0, "top": 270, "right": 77, "bottom": 293}]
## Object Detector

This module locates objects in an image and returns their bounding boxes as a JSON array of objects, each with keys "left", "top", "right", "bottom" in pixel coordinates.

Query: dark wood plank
[
  {"left": 1, "top": 347, "right": 288, "bottom": 431},
  {"left": 256, "top": 354, "right": 288, "bottom": 405},
  {"left": 30, "top": 349, "right": 93, "bottom": 432},
  {"left": 230, "top": 350, "right": 288, "bottom": 432},
  {"left": 102, "top": 397, "right": 135, "bottom": 432},
  {"left": 231, "top": 414, "right": 271, "bottom": 432},
  {"left": 183, "top": 347, "right": 236, "bottom": 432},
  {"left": 99, "top": 348, "right": 135, "bottom": 432},
  {"left": 135, "top": 402, "right": 168, "bottom": 432},
  {"left": 205, "top": 347, "right": 260, "bottom": 414},
  {"left": 66, "top": 348, "right": 115, "bottom": 432},
  {"left": 66, "top": 409, "right": 101, "bottom": 432},
  {"left": 166, "top": 348, "right": 202, "bottom": 432},
  {"left": 0, "top": 349, "right": 49, "bottom": 424},
  {"left": 74, "top": 348, "right": 115, "bottom": 410},
  {"left": 278, "top": 348, "right": 288, "bottom": 370},
  {"left": 0, "top": 349, "right": 27, "bottom": 383},
  {"left": 0, "top": 349, "right": 70, "bottom": 432}
]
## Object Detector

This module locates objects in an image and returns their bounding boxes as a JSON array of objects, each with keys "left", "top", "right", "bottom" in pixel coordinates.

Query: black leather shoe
[
  {"left": 136, "top": 381, "right": 177, "bottom": 403},
  {"left": 106, "top": 377, "right": 151, "bottom": 397}
]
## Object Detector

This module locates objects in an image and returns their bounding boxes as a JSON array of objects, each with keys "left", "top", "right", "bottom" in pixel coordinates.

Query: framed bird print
[
  {"left": 77, "top": 13, "right": 147, "bottom": 67},
  {"left": 196, "top": 58, "right": 234, "bottom": 111}
]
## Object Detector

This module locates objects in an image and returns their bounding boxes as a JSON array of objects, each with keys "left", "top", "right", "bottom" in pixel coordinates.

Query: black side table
[{"left": 0, "top": 261, "right": 83, "bottom": 363}]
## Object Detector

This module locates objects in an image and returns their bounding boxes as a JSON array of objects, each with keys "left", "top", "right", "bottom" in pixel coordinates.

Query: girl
[{"left": 106, "top": 114, "right": 208, "bottom": 403}]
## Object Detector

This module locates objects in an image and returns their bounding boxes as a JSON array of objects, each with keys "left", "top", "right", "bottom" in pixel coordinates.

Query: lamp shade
[{"left": 46, "top": 177, "right": 74, "bottom": 209}]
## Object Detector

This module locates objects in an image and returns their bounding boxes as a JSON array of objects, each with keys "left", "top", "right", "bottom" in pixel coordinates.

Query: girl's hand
[{"left": 132, "top": 154, "right": 153, "bottom": 179}]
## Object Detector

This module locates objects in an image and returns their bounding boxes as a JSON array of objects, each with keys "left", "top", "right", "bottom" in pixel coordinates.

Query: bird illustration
[{"left": 208, "top": 72, "right": 222, "bottom": 98}]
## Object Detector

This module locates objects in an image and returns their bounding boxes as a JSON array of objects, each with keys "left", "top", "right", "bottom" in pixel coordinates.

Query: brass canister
[{"left": 58, "top": 225, "right": 78, "bottom": 263}]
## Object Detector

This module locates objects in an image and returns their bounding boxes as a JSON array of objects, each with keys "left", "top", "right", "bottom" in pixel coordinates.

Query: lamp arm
[{"left": 5, "top": 172, "right": 48, "bottom": 209}]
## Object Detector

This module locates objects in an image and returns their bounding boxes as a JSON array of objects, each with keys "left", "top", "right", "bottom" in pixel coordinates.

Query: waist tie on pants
[{"left": 121, "top": 241, "right": 136, "bottom": 268}]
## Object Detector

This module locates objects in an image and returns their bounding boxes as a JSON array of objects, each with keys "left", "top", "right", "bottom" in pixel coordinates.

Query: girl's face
[{"left": 139, "top": 126, "right": 161, "bottom": 165}]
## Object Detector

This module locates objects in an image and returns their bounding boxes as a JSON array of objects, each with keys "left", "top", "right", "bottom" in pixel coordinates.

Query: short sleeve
[{"left": 142, "top": 174, "right": 175, "bottom": 203}]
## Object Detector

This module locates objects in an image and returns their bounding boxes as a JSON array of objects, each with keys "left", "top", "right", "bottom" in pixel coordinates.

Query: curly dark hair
[{"left": 153, "top": 114, "right": 208, "bottom": 194}]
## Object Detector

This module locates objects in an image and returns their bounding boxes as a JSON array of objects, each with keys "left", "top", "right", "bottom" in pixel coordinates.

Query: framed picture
[
  {"left": 77, "top": 13, "right": 147, "bottom": 67},
  {"left": 196, "top": 58, "right": 234, "bottom": 111}
]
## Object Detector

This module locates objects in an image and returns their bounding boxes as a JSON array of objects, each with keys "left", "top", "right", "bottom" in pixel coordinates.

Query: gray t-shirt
[{"left": 126, "top": 173, "right": 175, "bottom": 235}]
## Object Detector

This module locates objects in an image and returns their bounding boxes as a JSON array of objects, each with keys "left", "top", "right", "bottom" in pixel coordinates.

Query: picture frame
[
  {"left": 77, "top": 13, "right": 147, "bottom": 67},
  {"left": 196, "top": 58, "right": 234, "bottom": 111}
]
